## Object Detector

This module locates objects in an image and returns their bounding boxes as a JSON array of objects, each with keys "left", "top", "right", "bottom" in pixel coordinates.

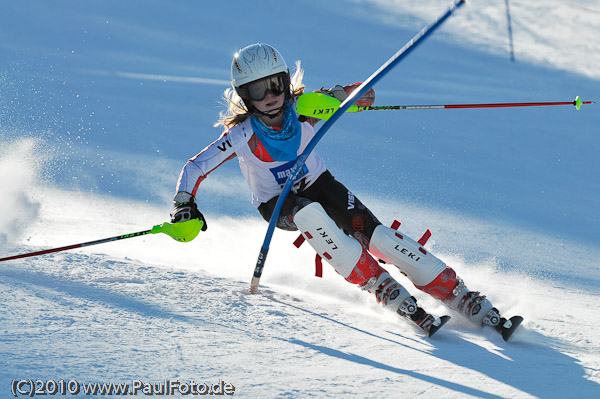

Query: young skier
[{"left": 171, "top": 43, "right": 513, "bottom": 337}]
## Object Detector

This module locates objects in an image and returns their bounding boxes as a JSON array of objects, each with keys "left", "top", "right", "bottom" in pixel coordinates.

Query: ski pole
[
  {"left": 0, "top": 219, "right": 203, "bottom": 263},
  {"left": 296, "top": 93, "right": 594, "bottom": 121},
  {"left": 250, "top": 0, "right": 466, "bottom": 294}
]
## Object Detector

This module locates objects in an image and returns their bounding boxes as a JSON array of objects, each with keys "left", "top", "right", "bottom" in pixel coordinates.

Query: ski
[
  {"left": 428, "top": 315, "right": 452, "bottom": 338},
  {"left": 398, "top": 305, "right": 451, "bottom": 338},
  {"left": 496, "top": 315, "right": 524, "bottom": 341}
]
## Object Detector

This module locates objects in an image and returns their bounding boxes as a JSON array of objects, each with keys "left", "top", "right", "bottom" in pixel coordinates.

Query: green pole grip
[{"left": 152, "top": 219, "right": 204, "bottom": 242}]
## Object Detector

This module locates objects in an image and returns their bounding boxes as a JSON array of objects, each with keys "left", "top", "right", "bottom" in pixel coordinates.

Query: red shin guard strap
[{"left": 315, "top": 254, "right": 323, "bottom": 278}]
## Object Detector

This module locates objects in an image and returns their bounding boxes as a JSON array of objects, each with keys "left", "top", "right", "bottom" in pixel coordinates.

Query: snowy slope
[{"left": 1, "top": 1, "right": 600, "bottom": 398}]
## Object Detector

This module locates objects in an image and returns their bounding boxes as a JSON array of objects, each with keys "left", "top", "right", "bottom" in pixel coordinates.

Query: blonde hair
[{"left": 215, "top": 60, "right": 306, "bottom": 129}]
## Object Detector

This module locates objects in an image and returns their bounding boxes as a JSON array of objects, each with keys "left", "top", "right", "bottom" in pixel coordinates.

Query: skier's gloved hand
[
  {"left": 320, "top": 82, "right": 375, "bottom": 107},
  {"left": 170, "top": 191, "right": 207, "bottom": 231}
]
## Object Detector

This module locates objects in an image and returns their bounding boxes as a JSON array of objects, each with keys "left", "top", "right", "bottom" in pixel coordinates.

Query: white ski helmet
[{"left": 231, "top": 43, "right": 290, "bottom": 94}]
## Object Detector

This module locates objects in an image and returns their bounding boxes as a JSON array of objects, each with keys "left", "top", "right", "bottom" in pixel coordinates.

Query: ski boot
[
  {"left": 416, "top": 267, "right": 523, "bottom": 341},
  {"left": 451, "top": 281, "right": 523, "bottom": 341},
  {"left": 359, "top": 274, "right": 450, "bottom": 337},
  {"left": 397, "top": 296, "right": 451, "bottom": 338}
]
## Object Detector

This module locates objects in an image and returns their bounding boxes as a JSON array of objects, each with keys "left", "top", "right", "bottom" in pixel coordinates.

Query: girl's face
[{"left": 252, "top": 91, "right": 285, "bottom": 116}]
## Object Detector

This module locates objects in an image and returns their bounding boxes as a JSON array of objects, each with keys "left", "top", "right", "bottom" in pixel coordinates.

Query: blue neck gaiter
[{"left": 250, "top": 105, "right": 301, "bottom": 162}]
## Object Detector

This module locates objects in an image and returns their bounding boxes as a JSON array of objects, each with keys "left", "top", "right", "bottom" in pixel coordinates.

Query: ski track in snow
[
  {"left": 350, "top": 0, "right": 600, "bottom": 81},
  {"left": 1, "top": 185, "right": 599, "bottom": 397},
  {"left": 1, "top": 243, "right": 599, "bottom": 398}
]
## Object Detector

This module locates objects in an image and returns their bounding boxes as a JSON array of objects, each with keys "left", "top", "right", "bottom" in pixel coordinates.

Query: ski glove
[
  {"left": 170, "top": 191, "right": 208, "bottom": 231},
  {"left": 298, "top": 82, "right": 376, "bottom": 125},
  {"left": 321, "top": 82, "right": 375, "bottom": 107}
]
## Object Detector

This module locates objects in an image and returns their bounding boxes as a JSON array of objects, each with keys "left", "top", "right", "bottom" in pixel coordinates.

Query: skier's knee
[
  {"left": 368, "top": 225, "right": 446, "bottom": 286},
  {"left": 293, "top": 202, "right": 362, "bottom": 278}
]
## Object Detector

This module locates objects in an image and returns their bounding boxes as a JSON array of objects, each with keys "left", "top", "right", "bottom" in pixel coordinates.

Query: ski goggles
[{"left": 243, "top": 73, "right": 288, "bottom": 101}]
